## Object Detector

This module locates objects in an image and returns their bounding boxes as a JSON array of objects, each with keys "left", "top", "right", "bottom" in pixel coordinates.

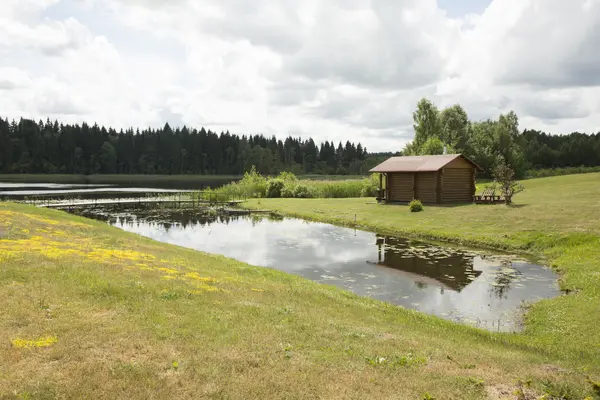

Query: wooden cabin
[{"left": 369, "top": 154, "right": 483, "bottom": 204}]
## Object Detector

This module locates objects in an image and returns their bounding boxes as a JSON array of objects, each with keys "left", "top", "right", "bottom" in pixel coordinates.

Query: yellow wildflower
[
  {"left": 184, "top": 272, "right": 217, "bottom": 282},
  {"left": 11, "top": 336, "right": 58, "bottom": 349}
]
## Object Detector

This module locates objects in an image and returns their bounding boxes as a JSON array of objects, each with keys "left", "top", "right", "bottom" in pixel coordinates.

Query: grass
[
  {"left": 1, "top": 174, "right": 600, "bottom": 398},
  {"left": 244, "top": 174, "right": 600, "bottom": 387}
]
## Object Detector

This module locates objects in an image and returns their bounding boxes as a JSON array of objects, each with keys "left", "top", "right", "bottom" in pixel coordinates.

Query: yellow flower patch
[
  {"left": 11, "top": 336, "right": 58, "bottom": 349},
  {"left": 184, "top": 272, "right": 217, "bottom": 283},
  {"left": 0, "top": 236, "right": 91, "bottom": 260},
  {"left": 87, "top": 249, "right": 156, "bottom": 264},
  {"left": 251, "top": 288, "right": 265, "bottom": 292},
  {"left": 189, "top": 282, "right": 220, "bottom": 293}
]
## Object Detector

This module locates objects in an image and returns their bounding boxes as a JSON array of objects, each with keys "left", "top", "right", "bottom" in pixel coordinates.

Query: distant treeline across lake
[{"left": 1, "top": 115, "right": 599, "bottom": 179}]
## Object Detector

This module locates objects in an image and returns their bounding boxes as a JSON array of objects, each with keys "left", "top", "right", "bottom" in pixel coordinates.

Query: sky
[{"left": 1, "top": 0, "right": 599, "bottom": 152}]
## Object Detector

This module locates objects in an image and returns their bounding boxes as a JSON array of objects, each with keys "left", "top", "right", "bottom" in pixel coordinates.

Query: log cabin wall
[
  {"left": 441, "top": 157, "right": 474, "bottom": 203},
  {"left": 415, "top": 172, "right": 437, "bottom": 204},
  {"left": 387, "top": 173, "right": 414, "bottom": 202}
]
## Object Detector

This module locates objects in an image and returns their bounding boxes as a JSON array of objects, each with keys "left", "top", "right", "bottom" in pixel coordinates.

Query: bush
[
  {"left": 208, "top": 165, "right": 266, "bottom": 199},
  {"left": 281, "top": 184, "right": 296, "bottom": 198},
  {"left": 266, "top": 178, "right": 284, "bottom": 198},
  {"left": 409, "top": 199, "right": 424, "bottom": 213},
  {"left": 360, "top": 186, "right": 374, "bottom": 197},
  {"left": 277, "top": 171, "right": 298, "bottom": 183},
  {"left": 293, "top": 184, "right": 313, "bottom": 198},
  {"left": 360, "top": 174, "right": 379, "bottom": 197}
]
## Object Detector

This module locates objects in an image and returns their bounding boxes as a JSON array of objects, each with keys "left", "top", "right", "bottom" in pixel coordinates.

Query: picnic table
[{"left": 474, "top": 187, "right": 501, "bottom": 204}]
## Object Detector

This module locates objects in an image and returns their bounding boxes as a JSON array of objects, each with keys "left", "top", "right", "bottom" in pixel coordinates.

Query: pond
[{"left": 73, "top": 207, "right": 560, "bottom": 332}]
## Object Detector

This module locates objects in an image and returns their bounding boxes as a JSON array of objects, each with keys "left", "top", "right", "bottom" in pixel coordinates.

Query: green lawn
[{"left": 1, "top": 174, "right": 600, "bottom": 398}]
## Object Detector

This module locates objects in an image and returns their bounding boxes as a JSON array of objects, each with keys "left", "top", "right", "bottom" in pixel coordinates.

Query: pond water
[{"left": 74, "top": 207, "right": 560, "bottom": 332}]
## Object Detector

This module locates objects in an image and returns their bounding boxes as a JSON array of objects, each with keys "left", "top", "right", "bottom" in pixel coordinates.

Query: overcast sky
[{"left": 1, "top": 0, "right": 599, "bottom": 152}]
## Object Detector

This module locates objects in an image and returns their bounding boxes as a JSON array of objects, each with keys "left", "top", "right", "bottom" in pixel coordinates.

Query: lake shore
[{"left": 1, "top": 174, "right": 600, "bottom": 398}]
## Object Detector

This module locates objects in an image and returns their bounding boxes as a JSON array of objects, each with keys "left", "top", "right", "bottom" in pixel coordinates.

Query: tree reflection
[
  {"left": 374, "top": 235, "right": 482, "bottom": 292},
  {"left": 488, "top": 260, "right": 523, "bottom": 299}
]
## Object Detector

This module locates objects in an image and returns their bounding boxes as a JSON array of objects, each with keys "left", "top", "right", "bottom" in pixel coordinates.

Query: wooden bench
[{"left": 474, "top": 187, "right": 501, "bottom": 204}]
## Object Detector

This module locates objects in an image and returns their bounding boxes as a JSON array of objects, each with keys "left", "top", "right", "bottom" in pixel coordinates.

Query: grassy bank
[
  {"left": 1, "top": 204, "right": 599, "bottom": 398},
  {"left": 245, "top": 174, "right": 600, "bottom": 383}
]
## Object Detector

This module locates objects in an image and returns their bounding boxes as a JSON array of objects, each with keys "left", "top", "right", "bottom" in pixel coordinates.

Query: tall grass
[{"left": 205, "top": 167, "right": 379, "bottom": 199}]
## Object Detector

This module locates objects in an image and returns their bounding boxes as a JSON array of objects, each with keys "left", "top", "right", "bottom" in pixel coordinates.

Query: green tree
[
  {"left": 98, "top": 141, "right": 117, "bottom": 173},
  {"left": 439, "top": 104, "right": 469, "bottom": 152},
  {"left": 412, "top": 98, "right": 441, "bottom": 148},
  {"left": 419, "top": 137, "right": 455, "bottom": 155}
]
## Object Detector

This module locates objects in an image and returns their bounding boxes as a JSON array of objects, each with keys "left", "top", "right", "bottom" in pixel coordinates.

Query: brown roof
[{"left": 369, "top": 154, "right": 482, "bottom": 173}]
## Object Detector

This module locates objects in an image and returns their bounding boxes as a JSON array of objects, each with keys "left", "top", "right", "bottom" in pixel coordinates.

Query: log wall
[
  {"left": 415, "top": 172, "right": 437, "bottom": 204},
  {"left": 441, "top": 168, "right": 474, "bottom": 203},
  {"left": 388, "top": 173, "right": 414, "bottom": 202}
]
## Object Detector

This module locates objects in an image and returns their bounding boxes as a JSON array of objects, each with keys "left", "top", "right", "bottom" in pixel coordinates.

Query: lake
[
  {"left": 0, "top": 182, "right": 193, "bottom": 201},
  {"left": 73, "top": 207, "right": 560, "bottom": 332}
]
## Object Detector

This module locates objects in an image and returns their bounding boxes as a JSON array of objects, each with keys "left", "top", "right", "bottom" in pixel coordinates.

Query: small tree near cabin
[{"left": 492, "top": 157, "right": 524, "bottom": 204}]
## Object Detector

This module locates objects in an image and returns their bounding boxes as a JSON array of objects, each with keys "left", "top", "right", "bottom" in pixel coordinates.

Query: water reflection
[
  {"left": 375, "top": 236, "right": 482, "bottom": 292},
  {"left": 75, "top": 207, "right": 560, "bottom": 332}
]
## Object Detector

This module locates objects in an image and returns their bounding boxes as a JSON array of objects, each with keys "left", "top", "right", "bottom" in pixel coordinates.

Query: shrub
[
  {"left": 277, "top": 171, "right": 298, "bottom": 183},
  {"left": 360, "top": 175, "right": 379, "bottom": 197},
  {"left": 281, "top": 184, "right": 296, "bottom": 198},
  {"left": 409, "top": 199, "right": 424, "bottom": 213},
  {"left": 293, "top": 184, "right": 313, "bottom": 198},
  {"left": 492, "top": 157, "right": 524, "bottom": 204},
  {"left": 266, "top": 179, "right": 284, "bottom": 198},
  {"left": 360, "top": 186, "right": 374, "bottom": 197},
  {"left": 208, "top": 165, "right": 267, "bottom": 199}
]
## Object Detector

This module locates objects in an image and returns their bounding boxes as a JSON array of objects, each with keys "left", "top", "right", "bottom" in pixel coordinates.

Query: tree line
[
  {"left": 402, "top": 98, "right": 600, "bottom": 177},
  {"left": 1, "top": 106, "right": 599, "bottom": 177},
  {"left": 0, "top": 118, "right": 389, "bottom": 175}
]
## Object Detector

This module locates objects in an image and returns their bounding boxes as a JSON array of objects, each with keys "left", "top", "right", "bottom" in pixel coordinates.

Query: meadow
[{"left": 1, "top": 174, "right": 600, "bottom": 398}]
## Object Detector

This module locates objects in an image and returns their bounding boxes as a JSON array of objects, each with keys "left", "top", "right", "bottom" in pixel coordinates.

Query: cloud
[
  {"left": 0, "top": 0, "right": 599, "bottom": 152},
  {"left": 0, "top": 67, "right": 32, "bottom": 90},
  {"left": 282, "top": 1, "right": 455, "bottom": 90}
]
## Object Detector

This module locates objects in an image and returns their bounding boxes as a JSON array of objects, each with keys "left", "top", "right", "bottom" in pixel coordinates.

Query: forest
[
  {"left": 401, "top": 98, "right": 600, "bottom": 177},
  {"left": 1, "top": 98, "right": 599, "bottom": 177},
  {"left": 0, "top": 117, "right": 389, "bottom": 176}
]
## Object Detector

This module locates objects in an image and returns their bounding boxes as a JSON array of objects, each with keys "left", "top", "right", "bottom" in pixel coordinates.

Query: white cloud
[{"left": 0, "top": 0, "right": 599, "bottom": 152}]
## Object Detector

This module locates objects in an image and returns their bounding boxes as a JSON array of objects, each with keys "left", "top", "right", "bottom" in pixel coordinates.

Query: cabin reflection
[{"left": 373, "top": 235, "right": 482, "bottom": 292}]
